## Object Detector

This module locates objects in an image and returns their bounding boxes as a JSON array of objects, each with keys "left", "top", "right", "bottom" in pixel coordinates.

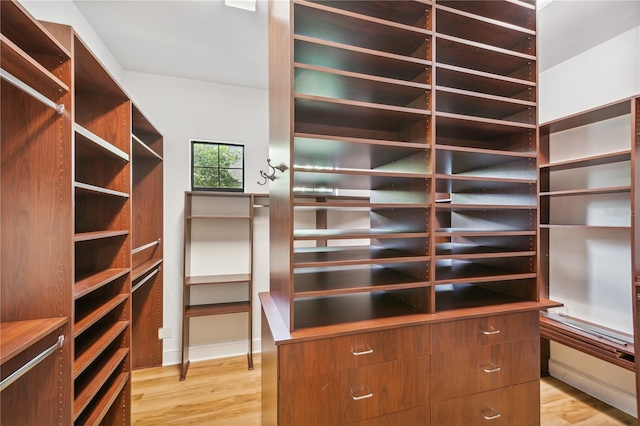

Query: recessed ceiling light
[{"left": 225, "top": 0, "right": 256, "bottom": 12}]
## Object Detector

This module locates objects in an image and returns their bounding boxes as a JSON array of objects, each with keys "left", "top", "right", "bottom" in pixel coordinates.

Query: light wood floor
[{"left": 132, "top": 355, "right": 636, "bottom": 425}]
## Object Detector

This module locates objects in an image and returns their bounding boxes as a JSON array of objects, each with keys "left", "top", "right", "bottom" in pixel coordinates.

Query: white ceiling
[
  {"left": 73, "top": 0, "right": 269, "bottom": 90},
  {"left": 72, "top": 0, "right": 640, "bottom": 90}
]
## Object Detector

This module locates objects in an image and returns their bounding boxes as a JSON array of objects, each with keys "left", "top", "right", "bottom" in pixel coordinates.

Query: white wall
[
  {"left": 539, "top": 8, "right": 640, "bottom": 418},
  {"left": 122, "top": 71, "right": 270, "bottom": 365},
  {"left": 540, "top": 26, "right": 640, "bottom": 123}
]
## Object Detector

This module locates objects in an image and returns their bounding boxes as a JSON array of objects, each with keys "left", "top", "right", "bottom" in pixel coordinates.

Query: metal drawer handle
[
  {"left": 351, "top": 346, "right": 373, "bottom": 356},
  {"left": 350, "top": 388, "right": 373, "bottom": 401},
  {"left": 480, "top": 327, "right": 500, "bottom": 335},
  {"left": 481, "top": 363, "right": 501, "bottom": 373},
  {"left": 481, "top": 408, "right": 501, "bottom": 420}
]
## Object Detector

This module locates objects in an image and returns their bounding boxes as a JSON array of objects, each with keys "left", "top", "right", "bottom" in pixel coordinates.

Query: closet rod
[
  {"left": 0, "top": 69, "right": 65, "bottom": 114},
  {"left": 132, "top": 267, "right": 159, "bottom": 293},
  {"left": 0, "top": 335, "right": 64, "bottom": 392},
  {"left": 132, "top": 238, "right": 161, "bottom": 255}
]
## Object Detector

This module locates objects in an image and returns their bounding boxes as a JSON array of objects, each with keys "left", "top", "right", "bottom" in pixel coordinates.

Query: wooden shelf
[
  {"left": 73, "top": 348, "right": 128, "bottom": 421},
  {"left": 185, "top": 301, "right": 251, "bottom": 318},
  {"left": 294, "top": 35, "right": 431, "bottom": 83},
  {"left": 0, "top": 34, "right": 69, "bottom": 99},
  {"left": 74, "top": 294, "right": 128, "bottom": 338},
  {"left": 436, "top": 229, "right": 536, "bottom": 237},
  {"left": 73, "top": 35, "right": 127, "bottom": 99},
  {"left": 132, "top": 259, "right": 163, "bottom": 281},
  {"left": 0, "top": 1, "right": 70, "bottom": 60},
  {"left": 434, "top": 283, "right": 527, "bottom": 312},
  {"left": 435, "top": 261, "right": 535, "bottom": 284},
  {"left": 540, "top": 96, "right": 633, "bottom": 133},
  {"left": 310, "top": 0, "right": 432, "bottom": 28},
  {"left": 75, "top": 181, "right": 130, "bottom": 198},
  {"left": 294, "top": 245, "right": 430, "bottom": 268},
  {"left": 186, "top": 274, "right": 251, "bottom": 286},
  {"left": 74, "top": 321, "right": 128, "bottom": 379},
  {"left": 132, "top": 134, "right": 163, "bottom": 161},
  {"left": 540, "top": 186, "right": 631, "bottom": 197},
  {"left": 540, "top": 150, "right": 631, "bottom": 171},
  {"left": 76, "top": 372, "right": 129, "bottom": 426},
  {"left": 435, "top": 144, "right": 535, "bottom": 171},
  {"left": 295, "top": 94, "right": 430, "bottom": 132},
  {"left": 187, "top": 215, "right": 251, "bottom": 220},
  {"left": 435, "top": 243, "right": 535, "bottom": 260},
  {"left": 436, "top": 85, "right": 535, "bottom": 125},
  {"left": 74, "top": 268, "right": 130, "bottom": 299},
  {"left": 436, "top": 63, "right": 535, "bottom": 100},
  {"left": 435, "top": 111, "right": 535, "bottom": 142},
  {"left": 294, "top": 228, "right": 429, "bottom": 241},
  {"left": 294, "top": 133, "right": 429, "bottom": 170},
  {"left": 293, "top": 167, "right": 429, "bottom": 190},
  {"left": 294, "top": 266, "right": 429, "bottom": 298},
  {"left": 74, "top": 230, "right": 129, "bottom": 243},
  {"left": 293, "top": 291, "right": 425, "bottom": 329},
  {"left": 74, "top": 123, "right": 129, "bottom": 162},
  {"left": 294, "top": 0, "right": 432, "bottom": 59},
  {"left": 0, "top": 318, "right": 68, "bottom": 365},
  {"left": 435, "top": 203, "right": 536, "bottom": 210},
  {"left": 435, "top": 173, "right": 535, "bottom": 191},
  {"left": 435, "top": 4, "right": 535, "bottom": 55},
  {"left": 295, "top": 62, "right": 430, "bottom": 110},
  {"left": 295, "top": 200, "right": 430, "bottom": 210},
  {"left": 436, "top": 34, "right": 535, "bottom": 80},
  {"left": 436, "top": 1, "right": 535, "bottom": 30}
]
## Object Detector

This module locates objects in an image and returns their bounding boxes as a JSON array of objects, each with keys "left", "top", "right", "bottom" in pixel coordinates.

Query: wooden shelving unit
[
  {"left": 180, "top": 192, "right": 263, "bottom": 380},
  {"left": 131, "top": 104, "right": 164, "bottom": 369},
  {"left": 262, "top": 1, "right": 554, "bottom": 424},
  {"left": 539, "top": 96, "right": 640, "bottom": 414},
  {"left": 3, "top": 5, "right": 161, "bottom": 422},
  {"left": 1, "top": 1, "right": 73, "bottom": 424},
  {"left": 70, "top": 27, "right": 132, "bottom": 425}
]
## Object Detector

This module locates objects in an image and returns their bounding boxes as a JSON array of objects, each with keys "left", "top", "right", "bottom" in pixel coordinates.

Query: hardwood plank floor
[{"left": 132, "top": 354, "right": 636, "bottom": 425}]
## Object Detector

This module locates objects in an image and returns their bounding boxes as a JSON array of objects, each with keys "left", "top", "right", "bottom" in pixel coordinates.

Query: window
[{"left": 191, "top": 140, "right": 244, "bottom": 192}]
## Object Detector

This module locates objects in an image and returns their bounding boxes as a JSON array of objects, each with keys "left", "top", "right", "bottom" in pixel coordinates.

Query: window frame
[{"left": 190, "top": 139, "right": 245, "bottom": 192}]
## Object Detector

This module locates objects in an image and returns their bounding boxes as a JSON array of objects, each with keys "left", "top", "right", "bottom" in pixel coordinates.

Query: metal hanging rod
[
  {"left": 0, "top": 69, "right": 65, "bottom": 115},
  {"left": 0, "top": 335, "right": 64, "bottom": 392},
  {"left": 132, "top": 267, "right": 160, "bottom": 293},
  {"left": 131, "top": 238, "right": 161, "bottom": 255}
]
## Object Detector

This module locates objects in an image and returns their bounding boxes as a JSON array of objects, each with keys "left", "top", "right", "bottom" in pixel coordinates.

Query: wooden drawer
[
  {"left": 431, "top": 311, "right": 538, "bottom": 353},
  {"left": 432, "top": 381, "right": 540, "bottom": 426},
  {"left": 431, "top": 338, "right": 538, "bottom": 401},
  {"left": 279, "top": 324, "right": 430, "bottom": 380},
  {"left": 279, "top": 355, "right": 430, "bottom": 425},
  {"left": 345, "top": 405, "right": 430, "bottom": 426}
]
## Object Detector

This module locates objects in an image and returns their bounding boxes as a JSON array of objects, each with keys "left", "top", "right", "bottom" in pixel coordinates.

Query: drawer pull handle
[
  {"left": 351, "top": 347, "right": 373, "bottom": 356},
  {"left": 481, "top": 408, "right": 501, "bottom": 420},
  {"left": 481, "top": 363, "right": 501, "bottom": 373},
  {"left": 480, "top": 328, "right": 500, "bottom": 335},
  {"left": 350, "top": 389, "right": 373, "bottom": 401}
]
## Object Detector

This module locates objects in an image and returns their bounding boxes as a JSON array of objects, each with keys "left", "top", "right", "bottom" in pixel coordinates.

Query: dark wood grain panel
[
  {"left": 345, "top": 405, "right": 430, "bottom": 426},
  {"left": 280, "top": 355, "right": 430, "bottom": 425},
  {"left": 280, "top": 324, "right": 429, "bottom": 380},
  {"left": 431, "top": 381, "right": 539, "bottom": 426},
  {"left": 431, "top": 338, "right": 539, "bottom": 401},
  {"left": 431, "top": 311, "right": 538, "bottom": 353},
  {"left": 310, "top": 1, "right": 432, "bottom": 29}
]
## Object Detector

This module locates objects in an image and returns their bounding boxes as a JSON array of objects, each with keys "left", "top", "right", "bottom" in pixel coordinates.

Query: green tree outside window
[{"left": 191, "top": 140, "right": 244, "bottom": 191}]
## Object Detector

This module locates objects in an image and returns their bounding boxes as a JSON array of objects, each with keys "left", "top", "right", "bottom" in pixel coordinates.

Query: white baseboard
[
  {"left": 549, "top": 358, "right": 637, "bottom": 418},
  {"left": 162, "top": 338, "right": 262, "bottom": 366}
]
